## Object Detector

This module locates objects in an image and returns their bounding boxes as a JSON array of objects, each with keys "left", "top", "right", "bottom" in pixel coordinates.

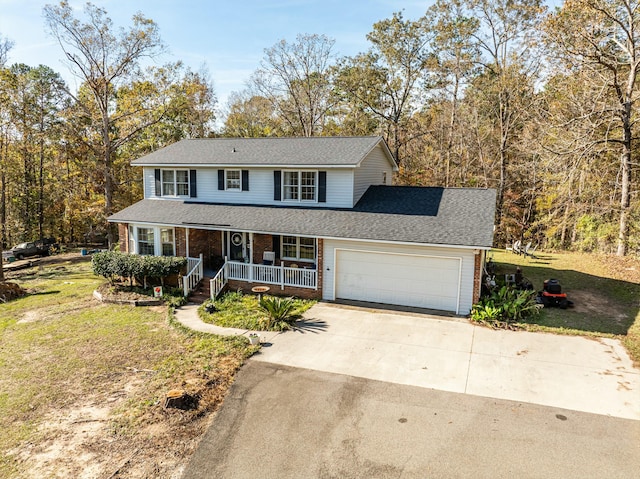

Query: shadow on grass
[{"left": 491, "top": 254, "right": 639, "bottom": 336}]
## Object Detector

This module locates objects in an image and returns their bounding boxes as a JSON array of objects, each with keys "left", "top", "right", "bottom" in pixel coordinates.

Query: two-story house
[{"left": 108, "top": 136, "right": 496, "bottom": 315}]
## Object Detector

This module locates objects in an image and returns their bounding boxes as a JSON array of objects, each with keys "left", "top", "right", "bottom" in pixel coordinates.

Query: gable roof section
[
  {"left": 131, "top": 136, "right": 398, "bottom": 170},
  {"left": 109, "top": 186, "right": 496, "bottom": 248}
]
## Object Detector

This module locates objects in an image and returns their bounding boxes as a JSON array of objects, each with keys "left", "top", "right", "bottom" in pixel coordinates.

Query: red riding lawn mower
[{"left": 536, "top": 279, "right": 574, "bottom": 309}]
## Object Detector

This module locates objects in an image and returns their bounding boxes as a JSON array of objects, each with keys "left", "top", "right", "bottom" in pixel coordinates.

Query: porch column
[
  {"left": 185, "top": 227, "right": 190, "bottom": 258},
  {"left": 248, "top": 232, "right": 254, "bottom": 283}
]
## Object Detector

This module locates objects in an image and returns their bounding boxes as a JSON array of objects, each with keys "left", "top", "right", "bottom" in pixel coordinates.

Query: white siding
[
  {"left": 143, "top": 167, "right": 155, "bottom": 198},
  {"left": 322, "top": 239, "right": 476, "bottom": 315},
  {"left": 353, "top": 144, "right": 394, "bottom": 204},
  {"left": 143, "top": 167, "right": 355, "bottom": 208}
]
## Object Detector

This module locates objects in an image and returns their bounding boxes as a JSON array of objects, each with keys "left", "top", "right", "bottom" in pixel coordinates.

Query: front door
[{"left": 228, "top": 231, "right": 249, "bottom": 262}]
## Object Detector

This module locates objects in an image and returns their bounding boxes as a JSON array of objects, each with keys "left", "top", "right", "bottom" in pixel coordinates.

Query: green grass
[
  {"left": 0, "top": 259, "right": 255, "bottom": 478},
  {"left": 487, "top": 250, "right": 640, "bottom": 363},
  {"left": 199, "top": 290, "right": 316, "bottom": 330}
]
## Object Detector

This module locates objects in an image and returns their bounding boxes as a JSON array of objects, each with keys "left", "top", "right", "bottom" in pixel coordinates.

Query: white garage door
[{"left": 335, "top": 250, "right": 461, "bottom": 312}]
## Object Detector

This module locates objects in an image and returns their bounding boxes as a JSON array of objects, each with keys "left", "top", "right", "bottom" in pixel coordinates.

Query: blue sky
[{"left": 0, "top": 0, "right": 429, "bottom": 107}]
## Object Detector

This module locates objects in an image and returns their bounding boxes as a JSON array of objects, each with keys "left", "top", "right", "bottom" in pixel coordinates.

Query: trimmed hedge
[{"left": 92, "top": 251, "right": 187, "bottom": 287}]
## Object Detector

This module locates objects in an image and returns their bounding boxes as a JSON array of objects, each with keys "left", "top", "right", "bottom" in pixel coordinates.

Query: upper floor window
[
  {"left": 283, "top": 171, "right": 316, "bottom": 202},
  {"left": 225, "top": 170, "right": 241, "bottom": 190},
  {"left": 162, "top": 169, "right": 189, "bottom": 196}
]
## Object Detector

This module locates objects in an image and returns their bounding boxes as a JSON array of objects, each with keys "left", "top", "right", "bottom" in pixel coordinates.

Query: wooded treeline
[{"left": 1, "top": 0, "right": 638, "bottom": 258}]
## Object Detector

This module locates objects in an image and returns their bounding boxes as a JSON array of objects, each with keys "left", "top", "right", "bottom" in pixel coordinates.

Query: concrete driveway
[{"left": 254, "top": 302, "right": 640, "bottom": 420}]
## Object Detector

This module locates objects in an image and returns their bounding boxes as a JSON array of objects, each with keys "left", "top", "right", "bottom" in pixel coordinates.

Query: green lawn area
[
  {"left": 199, "top": 291, "right": 316, "bottom": 330},
  {"left": 488, "top": 250, "right": 640, "bottom": 364},
  {"left": 0, "top": 258, "right": 256, "bottom": 478}
]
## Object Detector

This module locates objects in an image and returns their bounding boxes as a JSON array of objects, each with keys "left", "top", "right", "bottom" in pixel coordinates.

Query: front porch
[{"left": 119, "top": 224, "right": 322, "bottom": 299}]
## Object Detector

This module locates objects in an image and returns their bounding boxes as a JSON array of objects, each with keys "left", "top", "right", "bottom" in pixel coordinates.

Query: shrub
[
  {"left": 92, "top": 251, "right": 187, "bottom": 287},
  {"left": 258, "top": 296, "right": 297, "bottom": 331},
  {"left": 471, "top": 285, "right": 539, "bottom": 329}
]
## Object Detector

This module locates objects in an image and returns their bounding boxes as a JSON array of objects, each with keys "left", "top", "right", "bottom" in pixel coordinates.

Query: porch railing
[
  {"left": 210, "top": 265, "right": 228, "bottom": 299},
  {"left": 225, "top": 261, "right": 317, "bottom": 290},
  {"left": 182, "top": 253, "right": 204, "bottom": 297}
]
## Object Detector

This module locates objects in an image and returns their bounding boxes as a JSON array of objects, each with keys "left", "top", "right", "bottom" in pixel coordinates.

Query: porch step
[{"left": 189, "top": 276, "right": 212, "bottom": 304}]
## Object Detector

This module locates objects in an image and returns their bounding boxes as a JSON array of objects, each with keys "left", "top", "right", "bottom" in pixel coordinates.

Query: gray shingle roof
[
  {"left": 130, "top": 136, "right": 397, "bottom": 168},
  {"left": 109, "top": 186, "right": 496, "bottom": 248}
]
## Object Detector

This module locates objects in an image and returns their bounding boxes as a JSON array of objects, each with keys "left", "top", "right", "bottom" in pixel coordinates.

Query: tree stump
[{"left": 164, "top": 389, "right": 197, "bottom": 410}]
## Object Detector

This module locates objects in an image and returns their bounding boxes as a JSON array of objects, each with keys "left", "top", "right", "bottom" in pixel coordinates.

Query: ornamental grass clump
[
  {"left": 471, "top": 285, "right": 539, "bottom": 329},
  {"left": 258, "top": 296, "right": 297, "bottom": 331}
]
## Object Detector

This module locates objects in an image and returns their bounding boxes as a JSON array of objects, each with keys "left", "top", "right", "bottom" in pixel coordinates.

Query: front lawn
[
  {"left": 487, "top": 250, "right": 640, "bottom": 364},
  {"left": 0, "top": 258, "right": 256, "bottom": 478},
  {"left": 199, "top": 291, "right": 316, "bottom": 330}
]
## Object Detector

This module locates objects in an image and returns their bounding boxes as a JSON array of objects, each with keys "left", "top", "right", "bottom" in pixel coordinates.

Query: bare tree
[
  {"left": 43, "top": 1, "right": 165, "bottom": 246},
  {"left": 251, "top": 34, "right": 336, "bottom": 137},
  {"left": 0, "top": 33, "right": 12, "bottom": 282},
  {"left": 463, "top": 0, "right": 546, "bottom": 236}
]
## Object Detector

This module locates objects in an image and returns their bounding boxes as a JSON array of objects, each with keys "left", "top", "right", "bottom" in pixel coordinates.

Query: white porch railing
[
  {"left": 182, "top": 254, "right": 204, "bottom": 297},
  {"left": 210, "top": 265, "right": 228, "bottom": 299},
  {"left": 225, "top": 261, "right": 317, "bottom": 290}
]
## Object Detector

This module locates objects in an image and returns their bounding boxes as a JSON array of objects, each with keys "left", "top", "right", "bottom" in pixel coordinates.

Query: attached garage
[
  {"left": 334, "top": 250, "right": 461, "bottom": 312},
  {"left": 324, "top": 240, "right": 478, "bottom": 315}
]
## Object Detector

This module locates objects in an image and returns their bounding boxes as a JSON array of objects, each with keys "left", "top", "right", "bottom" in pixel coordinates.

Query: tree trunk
[
  {"left": 617, "top": 101, "right": 632, "bottom": 256},
  {"left": 38, "top": 137, "right": 45, "bottom": 239}
]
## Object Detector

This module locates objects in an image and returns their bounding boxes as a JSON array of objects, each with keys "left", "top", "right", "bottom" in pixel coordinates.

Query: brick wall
[
  {"left": 316, "top": 238, "right": 323, "bottom": 297},
  {"left": 227, "top": 280, "right": 321, "bottom": 300},
  {"left": 473, "top": 250, "right": 483, "bottom": 304},
  {"left": 176, "top": 228, "right": 187, "bottom": 257},
  {"left": 118, "top": 223, "right": 128, "bottom": 252},
  {"left": 185, "top": 229, "right": 223, "bottom": 268},
  {"left": 252, "top": 233, "right": 274, "bottom": 264}
]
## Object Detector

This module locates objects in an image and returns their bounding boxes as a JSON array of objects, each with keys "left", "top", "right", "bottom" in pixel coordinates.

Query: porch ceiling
[{"left": 108, "top": 187, "right": 495, "bottom": 248}]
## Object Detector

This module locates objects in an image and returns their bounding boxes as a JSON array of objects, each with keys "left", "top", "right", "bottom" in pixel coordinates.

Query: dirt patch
[
  {"left": 9, "top": 360, "right": 241, "bottom": 478},
  {"left": 568, "top": 290, "right": 629, "bottom": 324}
]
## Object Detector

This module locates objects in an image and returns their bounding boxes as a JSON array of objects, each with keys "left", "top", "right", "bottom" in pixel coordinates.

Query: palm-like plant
[{"left": 259, "top": 296, "right": 297, "bottom": 330}]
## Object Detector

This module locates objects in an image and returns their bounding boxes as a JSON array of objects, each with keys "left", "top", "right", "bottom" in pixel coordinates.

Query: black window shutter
[
  {"left": 272, "top": 235, "right": 280, "bottom": 259},
  {"left": 242, "top": 170, "right": 249, "bottom": 191},
  {"left": 318, "top": 171, "right": 327, "bottom": 203},
  {"left": 189, "top": 170, "right": 197, "bottom": 198},
  {"left": 154, "top": 169, "right": 161, "bottom": 196},
  {"left": 218, "top": 170, "right": 224, "bottom": 190},
  {"left": 273, "top": 171, "right": 281, "bottom": 201}
]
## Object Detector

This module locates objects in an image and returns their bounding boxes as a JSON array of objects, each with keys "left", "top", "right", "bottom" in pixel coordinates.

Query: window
[
  {"left": 301, "top": 172, "right": 315, "bottom": 200},
  {"left": 162, "top": 170, "right": 175, "bottom": 196},
  {"left": 383, "top": 172, "right": 387, "bottom": 185},
  {"left": 131, "top": 226, "right": 175, "bottom": 256},
  {"left": 225, "top": 170, "right": 241, "bottom": 190},
  {"left": 137, "top": 228, "right": 155, "bottom": 255},
  {"left": 281, "top": 236, "right": 315, "bottom": 261},
  {"left": 160, "top": 228, "right": 175, "bottom": 256},
  {"left": 282, "top": 236, "right": 298, "bottom": 259},
  {"left": 161, "top": 169, "right": 189, "bottom": 196},
  {"left": 299, "top": 237, "right": 315, "bottom": 260},
  {"left": 283, "top": 171, "right": 316, "bottom": 202},
  {"left": 176, "top": 170, "right": 189, "bottom": 196},
  {"left": 283, "top": 171, "right": 299, "bottom": 200},
  {"left": 128, "top": 225, "right": 135, "bottom": 253}
]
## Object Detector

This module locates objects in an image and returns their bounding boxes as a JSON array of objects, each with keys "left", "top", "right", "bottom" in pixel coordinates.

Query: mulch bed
[{"left": 94, "top": 283, "right": 163, "bottom": 306}]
